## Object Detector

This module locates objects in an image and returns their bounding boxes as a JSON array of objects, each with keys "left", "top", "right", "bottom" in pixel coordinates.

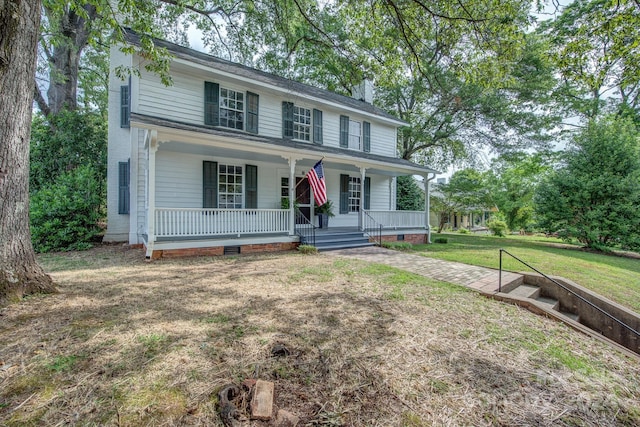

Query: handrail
[
  {"left": 363, "top": 210, "right": 383, "bottom": 246},
  {"left": 499, "top": 249, "right": 640, "bottom": 340},
  {"left": 294, "top": 208, "right": 316, "bottom": 246}
]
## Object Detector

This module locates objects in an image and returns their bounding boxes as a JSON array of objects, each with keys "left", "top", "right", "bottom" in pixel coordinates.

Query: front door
[{"left": 296, "top": 177, "right": 312, "bottom": 223}]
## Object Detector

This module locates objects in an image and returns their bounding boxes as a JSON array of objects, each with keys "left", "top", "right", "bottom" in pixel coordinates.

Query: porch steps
[
  {"left": 308, "top": 231, "right": 375, "bottom": 252},
  {"left": 504, "top": 283, "right": 579, "bottom": 323}
]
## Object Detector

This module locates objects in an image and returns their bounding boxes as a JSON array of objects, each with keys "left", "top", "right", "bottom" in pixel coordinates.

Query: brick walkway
[{"left": 326, "top": 246, "right": 522, "bottom": 294}]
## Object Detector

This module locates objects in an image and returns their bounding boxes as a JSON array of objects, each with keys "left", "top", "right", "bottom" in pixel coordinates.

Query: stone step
[
  {"left": 560, "top": 311, "right": 580, "bottom": 322},
  {"left": 507, "top": 284, "right": 540, "bottom": 299},
  {"left": 536, "top": 296, "right": 559, "bottom": 311},
  {"left": 499, "top": 275, "right": 524, "bottom": 293},
  {"left": 317, "top": 241, "right": 375, "bottom": 252}
]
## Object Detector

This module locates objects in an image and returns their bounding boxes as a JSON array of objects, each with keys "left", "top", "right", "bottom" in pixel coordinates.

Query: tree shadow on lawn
[{"left": 0, "top": 252, "right": 406, "bottom": 425}]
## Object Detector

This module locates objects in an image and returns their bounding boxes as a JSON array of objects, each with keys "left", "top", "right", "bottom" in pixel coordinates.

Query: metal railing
[
  {"left": 363, "top": 210, "right": 383, "bottom": 246},
  {"left": 499, "top": 249, "right": 640, "bottom": 341},
  {"left": 294, "top": 208, "right": 316, "bottom": 246}
]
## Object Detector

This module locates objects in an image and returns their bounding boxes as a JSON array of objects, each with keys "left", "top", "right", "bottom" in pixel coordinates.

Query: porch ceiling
[{"left": 133, "top": 113, "right": 440, "bottom": 177}]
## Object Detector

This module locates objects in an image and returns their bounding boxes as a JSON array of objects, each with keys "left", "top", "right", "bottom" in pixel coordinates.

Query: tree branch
[{"left": 34, "top": 84, "right": 51, "bottom": 117}]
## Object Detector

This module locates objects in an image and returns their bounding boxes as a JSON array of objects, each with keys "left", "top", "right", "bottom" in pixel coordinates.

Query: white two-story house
[{"left": 104, "top": 29, "right": 438, "bottom": 258}]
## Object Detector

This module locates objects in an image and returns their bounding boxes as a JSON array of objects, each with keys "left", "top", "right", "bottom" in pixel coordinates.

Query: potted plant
[{"left": 315, "top": 200, "right": 335, "bottom": 228}]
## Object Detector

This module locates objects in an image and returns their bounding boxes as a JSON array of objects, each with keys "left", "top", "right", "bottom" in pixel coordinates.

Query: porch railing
[
  {"left": 364, "top": 210, "right": 426, "bottom": 229},
  {"left": 363, "top": 211, "right": 383, "bottom": 246},
  {"left": 294, "top": 208, "right": 316, "bottom": 246},
  {"left": 155, "top": 208, "right": 289, "bottom": 238}
]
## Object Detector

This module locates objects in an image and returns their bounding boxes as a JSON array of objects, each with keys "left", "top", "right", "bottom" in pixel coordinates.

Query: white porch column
[
  {"left": 424, "top": 173, "right": 436, "bottom": 244},
  {"left": 288, "top": 157, "right": 297, "bottom": 235},
  {"left": 359, "top": 167, "right": 367, "bottom": 231},
  {"left": 145, "top": 130, "right": 158, "bottom": 258}
]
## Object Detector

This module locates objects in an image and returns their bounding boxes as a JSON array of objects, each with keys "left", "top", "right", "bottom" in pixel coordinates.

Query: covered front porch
[{"left": 134, "top": 115, "right": 437, "bottom": 257}]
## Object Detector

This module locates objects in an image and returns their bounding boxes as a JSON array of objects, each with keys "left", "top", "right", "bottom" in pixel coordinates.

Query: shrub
[
  {"left": 297, "top": 244, "right": 318, "bottom": 254},
  {"left": 381, "top": 241, "right": 413, "bottom": 251},
  {"left": 458, "top": 227, "right": 470, "bottom": 234},
  {"left": 30, "top": 165, "right": 104, "bottom": 252},
  {"left": 486, "top": 216, "right": 509, "bottom": 237},
  {"left": 434, "top": 237, "right": 448, "bottom": 244}
]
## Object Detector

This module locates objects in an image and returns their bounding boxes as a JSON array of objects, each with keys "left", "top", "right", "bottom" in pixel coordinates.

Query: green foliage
[
  {"left": 315, "top": 200, "right": 335, "bottom": 217},
  {"left": 457, "top": 227, "right": 470, "bottom": 234},
  {"left": 396, "top": 176, "right": 425, "bottom": 210},
  {"left": 535, "top": 116, "right": 640, "bottom": 250},
  {"left": 297, "top": 244, "right": 318, "bottom": 254},
  {"left": 30, "top": 110, "right": 107, "bottom": 193},
  {"left": 486, "top": 152, "right": 554, "bottom": 231},
  {"left": 30, "top": 166, "right": 105, "bottom": 253},
  {"left": 432, "top": 169, "right": 493, "bottom": 232},
  {"left": 381, "top": 241, "right": 414, "bottom": 251},
  {"left": 486, "top": 214, "right": 509, "bottom": 237},
  {"left": 540, "top": 0, "right": 640, "bottom": 121}
]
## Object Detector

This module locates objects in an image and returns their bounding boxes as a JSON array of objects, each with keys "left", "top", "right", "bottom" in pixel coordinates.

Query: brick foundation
[
  {"left": 144, "top": 242, "right": 298, "bottom": 259},
  {"left": 375, "top": 234, "right": 427, "bottom": 244}
]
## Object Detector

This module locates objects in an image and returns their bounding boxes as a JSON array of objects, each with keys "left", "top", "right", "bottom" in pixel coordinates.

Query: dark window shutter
[
  {"left": 339, "top": 115, "right": 349, "bottom": 148},
  {"left": 203, "top": 161, "right": 218, "bottom": 208},
  {"left": 339, "top": 174, "right": 349, "bottom": 214},
  {"left": 313, "top": 109, "right": 323, "bottom": 144},
  {"left": 282, "top": 102, "right": 294, "bottom": 138},
  {"left": 247, "top": 92, "right": 259, "bottom": 134},
  {"left": 120, "top": 85, "right": 130, "bottom": 128},
  {"left": 204, "top": 82, "right": 219, "bottom": 126},
  {"left": 364, "top": 177, "right": 371, "bottom": 210},
  {"left": 245, "top": 164, "right": 258, "bottom": 209},
  {"left": 363, "top": 121, "right": 371, "bottom": 153},
  {"left": 118, "top": 160, "right": 130, "bottom": 214}
]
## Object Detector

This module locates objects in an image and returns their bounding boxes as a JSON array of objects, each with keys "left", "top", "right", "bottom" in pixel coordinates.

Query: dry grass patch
[{"left": 0, "top": 244, "right": 638, "bottom": 426}]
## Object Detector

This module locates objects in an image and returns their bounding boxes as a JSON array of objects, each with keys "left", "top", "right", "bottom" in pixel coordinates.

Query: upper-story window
[
  {"left": 120, "top": 79, "right": 130, "bottom": 128},
  {"left": 205, "top": 81, "right": 258, "bottom": 134},
  {"left": 283, "top": 102, "right": 323, "bottom": 144},
  {"left": 219, "top": 88, "right": 244, "bottom": 130},
  {"left": 293, "top": 106, "right": 311, "bottom": 141},
  {"left": 349, "top": 120, "right": 361, "bottom": 150},
  {"left": 340, "top": 115, "right": 370, "bottom": 152}
]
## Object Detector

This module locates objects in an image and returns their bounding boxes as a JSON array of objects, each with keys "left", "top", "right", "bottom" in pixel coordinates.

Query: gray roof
[
  {"left": 122, "top": 28, "right": 407, "bottom": 125},
  {"left": 131, "top": 112, "right": 438, "bottom": 174}
]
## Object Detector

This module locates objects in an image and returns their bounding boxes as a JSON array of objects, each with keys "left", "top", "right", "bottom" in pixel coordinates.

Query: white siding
[
  {"left": 104, "top": 46, "right": 133, "bottom": 242},
  {"left": 154, "top": 151, "right": 281, "bottom": 209},
  {"left": 133, "top": 55, "right": 400, "bottom": 157}
]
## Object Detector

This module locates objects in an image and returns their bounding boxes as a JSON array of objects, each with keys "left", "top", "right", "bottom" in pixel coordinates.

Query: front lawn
[
  {"left": 416, "top": 233, "right": 640, "bottom": 313},
  {"left": 0, "top": 245, "right": 638, "bottom": 426}
]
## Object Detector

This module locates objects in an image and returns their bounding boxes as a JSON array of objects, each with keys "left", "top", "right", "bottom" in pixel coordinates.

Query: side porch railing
[
  {"left": 364, "top": 210, "right": 426, "bottom": 229},
  {"left": 155, "top": 208, "right": 289, "bottom": 238}
]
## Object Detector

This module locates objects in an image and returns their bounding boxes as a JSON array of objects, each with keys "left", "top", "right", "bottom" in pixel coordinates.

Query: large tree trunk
[
  {"left": 44, "top": 4, "right": 97, "bottom": 115},
  {"left": 1, "top": 0, "right": 56, "bottom": 306}
]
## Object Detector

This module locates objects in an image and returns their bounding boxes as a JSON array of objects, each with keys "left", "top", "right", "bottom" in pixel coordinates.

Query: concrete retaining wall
[{"left": 523, "top": 273, "right": 640, "bottom": 355}]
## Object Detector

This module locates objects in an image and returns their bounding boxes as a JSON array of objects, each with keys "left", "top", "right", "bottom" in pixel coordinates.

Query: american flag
[{"left": 307, "top": 160, "right": 327, "bottom": 206}]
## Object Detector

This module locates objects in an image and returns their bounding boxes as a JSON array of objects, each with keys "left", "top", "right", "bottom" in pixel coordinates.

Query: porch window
[
  {"left": 340, "top": 174, "right": 370, "bottom": 214},
  {"left": 348, "top": 176, "right": 361, "bottom": 213},
  {"left": 280, "top": 177, "right": 289, "bottom": 208},
  {"left": 218, "top": 164, "right": 243, "bottom": 209}
]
